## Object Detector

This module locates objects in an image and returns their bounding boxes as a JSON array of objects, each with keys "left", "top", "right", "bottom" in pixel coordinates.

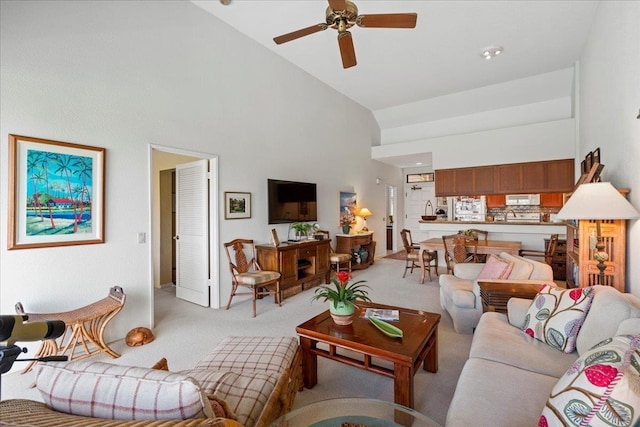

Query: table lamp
[
  {"left": 555, "top": 182, "right": 639, "bottom": 285},
  {"left": 358, "top": 208, "right": 372, "bottom": 231}
]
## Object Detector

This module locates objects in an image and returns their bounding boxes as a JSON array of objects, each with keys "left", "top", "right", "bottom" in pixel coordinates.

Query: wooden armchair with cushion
[
  {"left": 224, "top": 239, "right": 281, "bottom": 317},
  {"left": 400, "top": 229, "right": 437, "bottom": 281},
  {"left": 317, "top": 230, "right": 351, "bottom": 272}
]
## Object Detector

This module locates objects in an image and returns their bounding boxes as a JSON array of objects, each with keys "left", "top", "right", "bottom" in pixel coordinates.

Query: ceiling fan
[{"left": 273, "top": 0, "right": 417, "bottom": 69}]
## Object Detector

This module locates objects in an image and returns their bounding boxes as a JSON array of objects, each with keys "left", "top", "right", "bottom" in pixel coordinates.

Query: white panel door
[
  {"left": 404, "top": 184, "right": 435, "bottom": 243},
  {"left": 175, "top": 159, "right": 209, "bottom": 306}
]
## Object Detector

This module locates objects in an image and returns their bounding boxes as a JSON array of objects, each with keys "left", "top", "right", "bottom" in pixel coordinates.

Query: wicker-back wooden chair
[
  {"left": 224, "top": 239, "right": 281, "bottom": 317},
  {"left": 400, "top": 229, "right": 437, "bottom": 281},
  {"left": 316, "top": 230, "right": 351, "bottom": 272},
  {"left": 458, "top": 229, "right": 488, "bottom": 261},
  {"left": 442, "top": 234, "right": 478, "bottom": 274},
  {"left": 519, "top": 234, "right": 559, "bottom": 266},
  {"left": 15, "top": 286, "right": 126, "bottom": 372}
]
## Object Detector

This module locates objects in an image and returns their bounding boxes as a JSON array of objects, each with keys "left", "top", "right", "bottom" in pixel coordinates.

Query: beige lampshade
[
  {"left": 358, "top": 208, "right": 373, "bottom": 218},
  {"left": 555, "top": 182, "right": 640, "bottom": 220}
]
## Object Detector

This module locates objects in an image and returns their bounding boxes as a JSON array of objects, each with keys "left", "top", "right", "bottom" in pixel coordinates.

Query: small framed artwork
[
  {"left": 270, "top": 228, "right": 280, "bottom": 246},
  {"left": 586, "top": 163, "right": 604, "bottom": 183},
  {"left": 8, "top": 134, "right": 105, "bottom": 250},
  {"left": 225, "top": 191, "right": 251, "bottom": 219},
  {"left": 585, "top": 151, "right": 594, "bottom": 172},
  {"left": 593, "top": 147, "right": 600, "bottom": 165}
]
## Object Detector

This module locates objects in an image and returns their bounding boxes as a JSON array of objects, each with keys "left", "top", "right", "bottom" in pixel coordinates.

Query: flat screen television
[{"left": 268, "top": 179, "right": 318, "bottom": 224}]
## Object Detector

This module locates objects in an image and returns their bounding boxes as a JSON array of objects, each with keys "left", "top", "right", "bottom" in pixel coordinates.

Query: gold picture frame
[{"left": 8, "top": 134, "right": 106, "bottom": 249}]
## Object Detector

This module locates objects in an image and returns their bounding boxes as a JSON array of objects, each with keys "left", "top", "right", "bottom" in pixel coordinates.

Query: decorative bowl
[{"left": 421, "top": 215, "right": 437, "bottom": 221}]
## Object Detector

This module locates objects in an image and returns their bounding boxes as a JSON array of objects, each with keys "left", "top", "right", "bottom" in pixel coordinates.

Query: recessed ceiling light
[
  {"left": 481, "top": 46, "right": 504, "bottom": 59},
  {"left": 416, "top": 162, "right": 423, "bottom": 165}
]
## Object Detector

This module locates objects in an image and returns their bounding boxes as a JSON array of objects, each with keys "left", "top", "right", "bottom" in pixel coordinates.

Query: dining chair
[
  {"left": 400, "top": 229, "right": 437, "bottom": 281},
  {"left": 317, "top": 230, "right": 352, "bottom": 272},
  {"left": 519, "top": 234, "right": 559, "bottom": 266},
  {"left": 442, "top": 234, "right": 478, "bottom": 274},
  {"left": 224, "top": 239, "right": 281, "bottom": 317},
  {"left": 458, "top": 229, "right": 488, "bottom": 262}
]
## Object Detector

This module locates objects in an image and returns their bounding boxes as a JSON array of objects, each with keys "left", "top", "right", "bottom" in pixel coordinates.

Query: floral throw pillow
[
  {"left": 539, "top": 334, "right": 640, "bottom": 427},
  {"left": 522, "top": 285, "right": 594, "bottom": 353}
]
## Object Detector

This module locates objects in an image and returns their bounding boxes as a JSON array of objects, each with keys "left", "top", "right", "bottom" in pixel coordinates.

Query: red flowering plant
[{"left": 311, "top": 271, "right": 371, "bottom": 310}]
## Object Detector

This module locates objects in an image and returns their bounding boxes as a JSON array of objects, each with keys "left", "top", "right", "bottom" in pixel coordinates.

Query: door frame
[{"left": 148, "top": 144, "right": 219, "bottom": 327}]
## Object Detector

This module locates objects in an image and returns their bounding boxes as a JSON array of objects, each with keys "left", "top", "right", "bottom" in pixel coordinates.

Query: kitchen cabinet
[
  {"left": 434, "top": 169, "right": 455, "bottom": 196},
  {"left": 546, "top": 159, "right": 575, "bottom": 191},
  {"left": 486, "top": 194, "right": 505, "bottom": 208},
  {"left": 435, "top": 166, "right": 494, "bottom": 196},
  {"left": 540, "top": 193, "right": 564, "bottom": 208},
  {"left": 493, "top": 164, "right": 523, "bottom": 194},
  {"left": 436, "top": 159, "right": 574, "bottom": 196}
]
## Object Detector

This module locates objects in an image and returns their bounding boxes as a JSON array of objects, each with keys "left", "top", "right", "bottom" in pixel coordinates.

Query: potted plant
[
  {"left": 291, "top": 222, "right": 318, "bottom": 240},
  {"left": 311, "top": 271, "right": 371, "bottom": 325}
]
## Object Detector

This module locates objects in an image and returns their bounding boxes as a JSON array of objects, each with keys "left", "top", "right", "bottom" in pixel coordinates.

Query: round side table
[{"left": 270, "top": 397, "right": 441, "bottom": 427}]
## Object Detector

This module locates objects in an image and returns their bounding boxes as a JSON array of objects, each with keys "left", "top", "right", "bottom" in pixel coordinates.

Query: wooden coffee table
[{"left": 296, "top": 302, "right": 440, "bottom": 409}]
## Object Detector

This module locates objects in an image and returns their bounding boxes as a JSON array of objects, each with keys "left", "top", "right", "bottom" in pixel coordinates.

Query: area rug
[{"left": 382, "top": 250, "right": 407, "bottom": 260}]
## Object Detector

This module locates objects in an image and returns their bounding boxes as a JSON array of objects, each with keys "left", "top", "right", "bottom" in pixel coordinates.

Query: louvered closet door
[{"left": 175, "top": 159, "right": 210, "bottom": 306}]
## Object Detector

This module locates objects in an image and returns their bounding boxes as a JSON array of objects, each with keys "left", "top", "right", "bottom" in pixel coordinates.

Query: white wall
[
  {"left": 0, "top": 0, "right": 401, "bottom": 354},
  {"left": 577, "top": 0, "right": 640, "bottom": 294},
  {"left": 372, "top": 119, "right": 576, "bottom": 169}
]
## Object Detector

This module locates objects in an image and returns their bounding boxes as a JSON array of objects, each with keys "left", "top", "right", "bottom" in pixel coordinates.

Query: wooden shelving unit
[
  {"left": 565, "top": 219, "right": 626, "bottom": 291},
  {"left": 335, "top": 233, "right": 376, "bottom": 270}
]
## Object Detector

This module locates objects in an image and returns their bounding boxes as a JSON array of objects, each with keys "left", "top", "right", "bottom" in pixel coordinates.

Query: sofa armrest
[
  {"left": 507, "top": 298, "right": 533, "bottom": 327},
  {"left": 453, "top": 263, "right": 485, "bottom": 280}
]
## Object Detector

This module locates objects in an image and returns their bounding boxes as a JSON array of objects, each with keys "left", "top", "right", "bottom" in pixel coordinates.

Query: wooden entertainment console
[{"left": 256, "top": 239, "right": 331, "bottom": 301}]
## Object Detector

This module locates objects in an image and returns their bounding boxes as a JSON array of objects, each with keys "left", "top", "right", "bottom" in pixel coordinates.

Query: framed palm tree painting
[{"left": 8, "top": 134, "right": 105, "bottom": 249}]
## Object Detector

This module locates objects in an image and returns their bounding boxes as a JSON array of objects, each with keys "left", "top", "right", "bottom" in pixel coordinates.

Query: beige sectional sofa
[
  {"left": 446, "top": 285, "right": 640, "bottom": 426},
  {"left": 0, "top": 336, "right": 302, "bottom": 427},
  {"left": 439, "top": 252, "right": 554, "bottom": 334}
]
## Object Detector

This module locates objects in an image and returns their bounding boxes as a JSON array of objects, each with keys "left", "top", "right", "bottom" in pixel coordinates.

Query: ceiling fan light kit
[{"left": 273, "top": 0, "right": 417, "bottom": 69}]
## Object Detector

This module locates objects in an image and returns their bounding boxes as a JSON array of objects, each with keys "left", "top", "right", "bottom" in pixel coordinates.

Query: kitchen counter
[
  {"left": 416, "top": 221, "right": 566, "bottom": 265},
  {"left": 418, "top": 220, "right": 565, "bottom": 226}
]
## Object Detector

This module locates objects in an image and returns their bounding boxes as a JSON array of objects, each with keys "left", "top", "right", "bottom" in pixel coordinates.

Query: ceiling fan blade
[
  {"left": 337, "top": 32, "right": 356, "bottom": 69},
  {"left": 273, "top": 23, "right": 328, "bottom": 45},
  {"left": 356, "top": 13, "right": 417, "bottom": 28},
  {"left": 328, "top": 0, "right": 347, "bottom": 12}
]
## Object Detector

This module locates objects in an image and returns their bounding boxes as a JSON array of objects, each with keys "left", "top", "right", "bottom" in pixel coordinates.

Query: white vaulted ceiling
[
  {"left": 193, "top": 0, "right": 598, "bottom": 111},
  {"left": 193, "top": 0, "right": 600, "bottom": 167}
]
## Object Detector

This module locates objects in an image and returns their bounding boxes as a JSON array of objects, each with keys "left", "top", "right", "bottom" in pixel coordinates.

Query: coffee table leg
[
  {"left": 423, "top": 331, "right": 438, "bottom": 373},
  {"left": 393, "top": 364, "right": 413, "bottom": 409},
  {"left": 300, "top": 337, "right": 317, "bottom": 388}
]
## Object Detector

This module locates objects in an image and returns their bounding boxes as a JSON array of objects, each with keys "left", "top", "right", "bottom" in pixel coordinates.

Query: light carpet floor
[{"left": 1, "top": 258, "right": 472, "bottom": 425}]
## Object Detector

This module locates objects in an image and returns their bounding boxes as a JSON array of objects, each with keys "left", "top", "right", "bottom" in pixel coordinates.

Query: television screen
[{"left": 268, "top": 179, "right": 318, "bottom": 224}]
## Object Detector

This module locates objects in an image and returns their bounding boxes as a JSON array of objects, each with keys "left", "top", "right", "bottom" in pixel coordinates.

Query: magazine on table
[{"left": 364, "top": 308, "right": 399, "bottom": 321}]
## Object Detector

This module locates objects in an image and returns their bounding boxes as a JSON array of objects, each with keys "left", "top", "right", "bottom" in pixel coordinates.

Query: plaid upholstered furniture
[{"left": 0, "top": 336, "right": 302, "bottom": 427}]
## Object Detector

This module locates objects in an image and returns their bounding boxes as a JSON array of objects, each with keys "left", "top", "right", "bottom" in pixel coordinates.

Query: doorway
[
  {"left": 150, "top": 146, "right": 219, "bottom": 327},
  {"left": 385, "top": 185, "right": 397, "bottom": 253}
]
